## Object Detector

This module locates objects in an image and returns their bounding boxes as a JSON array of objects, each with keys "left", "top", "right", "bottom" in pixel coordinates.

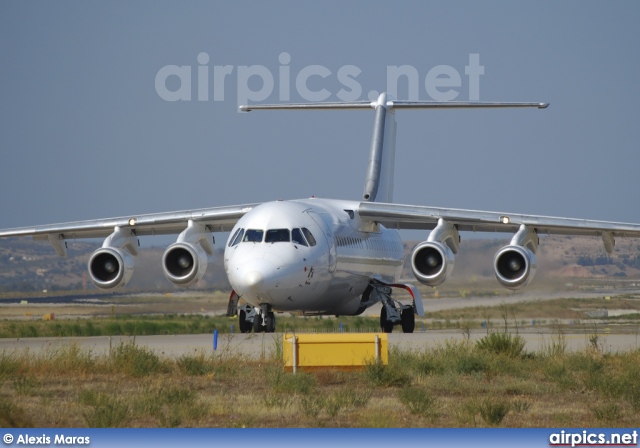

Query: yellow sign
[{"left": 283, "top": 333, "right": 388, "bottom": 372}]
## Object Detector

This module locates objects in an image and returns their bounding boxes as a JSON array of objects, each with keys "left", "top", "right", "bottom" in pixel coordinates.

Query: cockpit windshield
[
  {"left": 291, "top": 228, "right": 307, "bottom": 246},
  {"left": 235, "top": 227, "right": 316, "bottom": 246},
  {"left": 229, "top": 228, "right": 244, "bottom": 246},
  {"left": 265, "top": 229, "right": 290, "bottom": 243},
  {"left": 301, "top": 228, "right": 317, "bottom": 246},
  {"left": 243, "top": 229, "right": 264, "bottom": 243}
]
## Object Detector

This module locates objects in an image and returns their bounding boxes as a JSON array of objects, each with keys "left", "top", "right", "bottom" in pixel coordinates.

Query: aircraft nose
[
  {"left": 227, "top": 257, "right": 276, "bottom": 302},
  {"left": 244, "top": 269, "right": 265, "bottom": 293}
]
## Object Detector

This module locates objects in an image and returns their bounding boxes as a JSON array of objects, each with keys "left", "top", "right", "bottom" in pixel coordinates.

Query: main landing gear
[
  {"left": 364, "top": 282, "right": 418, "bottom": 334},
  {"left": 379, "top": 301, "right": 415, "bottom": 334}
]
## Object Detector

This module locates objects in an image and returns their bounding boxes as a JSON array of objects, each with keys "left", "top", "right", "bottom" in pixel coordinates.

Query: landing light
[
  {"left": 500, "top": 216, "right": 510, "bottom": 224},
  {"left": 128, "top": 218, "right": 137, "bottom": 226}
]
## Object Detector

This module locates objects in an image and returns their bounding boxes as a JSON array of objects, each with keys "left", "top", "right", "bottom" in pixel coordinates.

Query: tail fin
[
  {"left": 240, "top": 95, "right": 548, "bottom": 204},
  {"left": 362, "top": 93, "right": 395, "bottom": 203}
]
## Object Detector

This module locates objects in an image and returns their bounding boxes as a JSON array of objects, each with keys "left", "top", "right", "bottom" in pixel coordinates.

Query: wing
[
  {"left": 358, "top": 201, "right": 640, "bottom": 252},
  {"left": 0, "top": 203, "right": 258, "bottom": 242},
  {"left": 0, "top": 203, "right": 259, "bottom": 289}
]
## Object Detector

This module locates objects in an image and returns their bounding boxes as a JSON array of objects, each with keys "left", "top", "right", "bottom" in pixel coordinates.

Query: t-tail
[
  {"left": 363, "top": 93, "right": 396, "bottom": 203},
  {"left": 240, "top": 94, "right": 548, "bottom": 203}
]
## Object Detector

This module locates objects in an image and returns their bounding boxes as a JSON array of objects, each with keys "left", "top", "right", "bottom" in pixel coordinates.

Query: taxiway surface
[{"left": 1, "top": 328, "right": 638, "bottom": 359}]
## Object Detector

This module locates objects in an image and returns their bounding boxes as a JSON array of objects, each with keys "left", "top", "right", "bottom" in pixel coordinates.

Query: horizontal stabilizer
[{"left": 240, "top": 100, "right": 549, "bottom": 112}]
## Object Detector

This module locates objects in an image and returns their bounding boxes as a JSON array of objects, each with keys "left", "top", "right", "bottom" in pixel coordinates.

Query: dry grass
[
  {"left": 2, "top": 336, "right": 640, "bottom": 428},
  {"left": 427, "top": 296, "right": 640, "bottom": 321}
]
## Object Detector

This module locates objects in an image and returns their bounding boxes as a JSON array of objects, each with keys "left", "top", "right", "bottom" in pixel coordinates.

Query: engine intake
[
  {"left": 162, "top": 242, "right": 208, "bottom": 287},
  {"left": 88, "top": 247, "right": 134, "bottom": 289},
  {"left": 411, "top": 241, "right": 455, "bottom": 286},
  {"left": 494, "top": 245, "right": 537, "bottom": 290}
]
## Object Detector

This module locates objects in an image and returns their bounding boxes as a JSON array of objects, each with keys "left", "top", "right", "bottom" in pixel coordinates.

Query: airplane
[{"left": 2, "top": 92, "right": 640, "bottom": 334}]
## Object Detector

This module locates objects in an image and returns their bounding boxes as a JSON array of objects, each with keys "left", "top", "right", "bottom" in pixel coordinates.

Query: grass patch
[
  {"left": 476, "top": 332, "right": 525, "bottom": 358},
  {"left": 176, "top": 353, "right": 215, "bottom": 376},
  {"left": 109, "top": 342, "right": 166, "bottom": 377},
  {"left": 478, "top": 398, "right": 510, "bottom": 426},
  {"left": 80, "top": 391, "right": 130, "bottom": 428},
  {"left": 267, "top": 367, "right": 316, "bottom": 394},
  {"left": 2, "top": 338, "right": 640, "bottom": 427},
  {"left": 398, "top": 386, "right": 436, "bottom": 416}
]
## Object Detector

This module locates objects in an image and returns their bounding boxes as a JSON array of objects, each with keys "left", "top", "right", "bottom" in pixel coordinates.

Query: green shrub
[
  {"left": 479, "top": 398, "right": 510, "bottom": 426},
  {"left": 398, "top": 386, "right": 435, "bottom": 416},
  {"left": 0, "top": 396, "right": 32, "bottom": 427},
  {"left": 592, "top": 402, "right": 622, "bottom": 423},
  {"left": 43, "top": 345, "right": 97, "bottom": 374},
  {"left": 455, "top": 354, "right": 489, "bottom": 374},
  {"left": 334, "top": 387, "right": 371, "bottom": 409},
  {"left": 0, "top": 352, "right": 20, "bottom": 380},
  {"left": 364, "top": 361, "right": 411, "bottom": 387},
  {"left": 322, "top": 387, "right": 372, "bottom": 417},
  {"left": 476, "top": 332, "right": 525, "bottom": 358},
  {"left": 80, "top": 391, "right": 129, "bottom": 428},
  {"left": 177, "top": 354, "right": 214, "bottom": 376},
  {"left": 299, "top": 394, "right": 326, "bottom": 418},
  {"left": 267, "top": 368, "right": 315, "bottom": 394},
  {"left": 13, "top": 375, "right": 38, "bottom": 396},
  {"left": 511, "top": 399, "right": 531, "bottom": 413},
  {"left": 109, "top": 343, "right": 164, "bottom": 377},
  {"left": 262, "top": 392, "right": 294, "bottom": 409}
]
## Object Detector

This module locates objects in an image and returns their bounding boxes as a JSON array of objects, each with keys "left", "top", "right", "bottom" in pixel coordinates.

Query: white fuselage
[{"left": 223, "top": 198, "right": 404, "bottom": 315}]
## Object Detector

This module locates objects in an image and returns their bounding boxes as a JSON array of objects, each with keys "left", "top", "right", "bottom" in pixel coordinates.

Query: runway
[{"left": 1, "top": 327, "right": 639, "bottom": 359}]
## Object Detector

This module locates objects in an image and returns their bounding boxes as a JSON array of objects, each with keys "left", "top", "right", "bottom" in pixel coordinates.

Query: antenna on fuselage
[{"left": 240, "top": 95, "right": 549, "bottom": 203}]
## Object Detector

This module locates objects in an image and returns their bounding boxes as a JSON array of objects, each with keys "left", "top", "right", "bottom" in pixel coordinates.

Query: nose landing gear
[
  {"left": 231, "top": 292, "right": 277, "bottom": 334},
  {"left": 247, "top": 304, "right": 276, "bottom": 333},
  {"left": 237, "top": 305, "right": 276, "bottom": 333}
]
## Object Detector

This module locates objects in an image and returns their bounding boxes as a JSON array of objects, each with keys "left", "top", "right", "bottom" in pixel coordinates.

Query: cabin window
[
  {"left": 243, "top": 229, "right": 264, "bottom": 243},
  {"left": 265, "top": 229, "right": 290, "bottom": 243},
  {"left": 292, "top": 228, "right": 308, "bottom": 246},
  {"left": 301, "top": 228, "right": 317, "bottom": 246},
  {"left": 229, "top": 228, "right": 244, "bottom": 247}
]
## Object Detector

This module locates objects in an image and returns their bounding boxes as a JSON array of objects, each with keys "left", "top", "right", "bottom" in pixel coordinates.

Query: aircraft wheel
[
  {"left": 239, "top": 310, "right": 251, "bottom": 333},
  {"left": 380, "top": 307, "right": 393, "bottom": 333},
  {"left": 265, "top": 312, "right": 276, "bottom": 333},
  {"left": 253, "top": 313, "right": 264, "bottom": 333},
  {"left": 401, "top": 308, "right": 415, "bottom": 334}
]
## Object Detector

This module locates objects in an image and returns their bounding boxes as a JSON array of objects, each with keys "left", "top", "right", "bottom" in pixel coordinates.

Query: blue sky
[{"left": 1, "top": 1, "right": 639, "bottom": 237}]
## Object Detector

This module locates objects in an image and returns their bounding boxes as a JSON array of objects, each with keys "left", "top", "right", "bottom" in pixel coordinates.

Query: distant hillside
[
  {"left": 0, "top": 238, "right": 230, "bottom": 293},
  {"left": 1, "top": 234, "right": 639, "bottom": 293}
]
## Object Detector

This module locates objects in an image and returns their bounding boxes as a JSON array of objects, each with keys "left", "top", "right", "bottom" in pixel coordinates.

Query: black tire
[
  {"left": 253, "top": 313, "right": 263, "bottom": 333},
  {"left": 239, "top": 310, "right": 251, "bottom": 333},
  {"left": 265, "top": 312, "right": 276, "bottom": 333},
  {"left": 380, "top": 307, "right": 393, "bottom": 333},
  {"left": 401, "top": 308, "right": 415, "bottom": 334}
]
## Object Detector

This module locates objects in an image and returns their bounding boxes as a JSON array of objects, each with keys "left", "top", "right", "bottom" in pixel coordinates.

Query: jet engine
[
  {"left": 162, "top": 242, "right": 208, "bottom": 287},
  {"left": 493, "top": 245, "right": 537, "bottom": 290},
  {"left": 88, "top": 247, "right": 134, "bottom": 289},
  {"left": 411, "top": 241, "right": 455, "bottom": 286}
]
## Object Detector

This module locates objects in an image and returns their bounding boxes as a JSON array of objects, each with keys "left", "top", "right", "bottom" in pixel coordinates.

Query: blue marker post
[
  {"left": 339, "top": 322, "right": 343, "bottom": 333},
  {"left": 213, "top": 329, "right": 218, "bottom": 351}
]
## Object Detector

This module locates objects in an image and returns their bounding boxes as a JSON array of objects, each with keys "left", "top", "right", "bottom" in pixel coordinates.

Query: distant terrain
[{"left": 0, "top": 234, "right": 639, "bottom": 294}]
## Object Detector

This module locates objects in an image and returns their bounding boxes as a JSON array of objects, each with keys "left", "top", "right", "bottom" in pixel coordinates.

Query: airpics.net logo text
[{"left": 155, "top": 53, "right": 484, "bottom": 106}]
